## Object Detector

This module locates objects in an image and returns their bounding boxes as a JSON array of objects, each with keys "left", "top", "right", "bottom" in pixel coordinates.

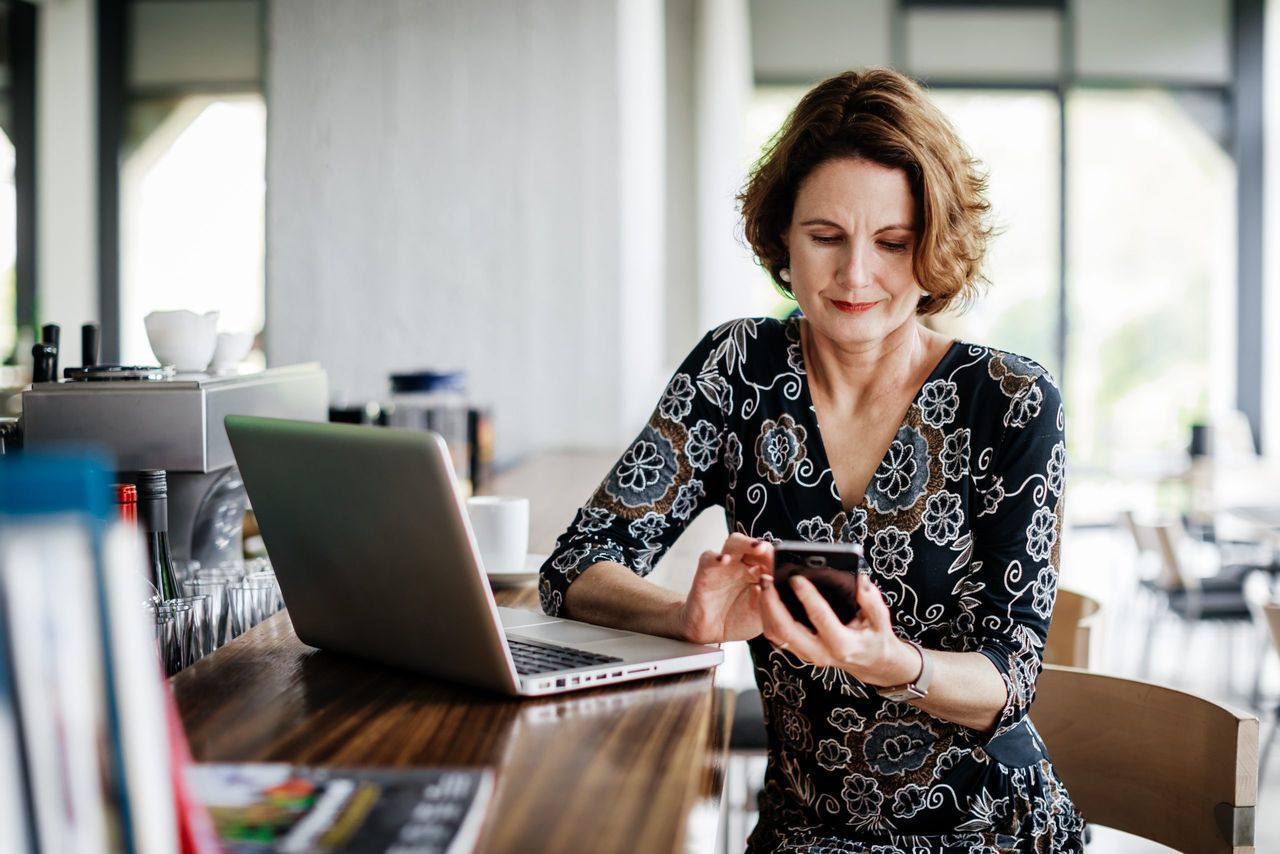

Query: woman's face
[{"left": 785, "top": 157, "right": 923, "bottom": 348}]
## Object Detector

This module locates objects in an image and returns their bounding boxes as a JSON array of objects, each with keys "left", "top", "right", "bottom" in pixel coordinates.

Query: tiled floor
[{"left": 710, "top": 524, "right": 1278, "bottom": 853}]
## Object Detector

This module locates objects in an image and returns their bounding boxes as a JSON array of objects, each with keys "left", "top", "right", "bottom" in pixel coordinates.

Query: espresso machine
[{"left": 19, "top": 361, "right": 328, "bottom": 567}]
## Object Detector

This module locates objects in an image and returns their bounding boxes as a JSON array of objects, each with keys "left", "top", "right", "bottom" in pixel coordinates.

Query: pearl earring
[{"left": 779, "top": 268, "right": 791, "bottom": 283}]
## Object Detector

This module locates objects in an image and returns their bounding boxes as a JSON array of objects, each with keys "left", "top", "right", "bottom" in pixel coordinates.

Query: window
[
  {"left": 0, "top": 128, "right": 14, "bottom": 360},
  {"left": 120, "top": 94, "right": 266, "bottom": 365},
  {"left": 927, "top": 90, "right": 1061, "bottom": 377},
  {"left": 117, "top": 0, "right": 265, "bottom": 368},
  {"left": 1065, "top": 89, "right": 1236, "bottom": 472},
  {"left": 0, "top": 0, "right": 29, "bottom": 369},
  {"left": 744, "top": 85, "right": 810, "bottom": 318},
  {"left": 745, "top": 82, "right": 1236, "bottom": 518}
]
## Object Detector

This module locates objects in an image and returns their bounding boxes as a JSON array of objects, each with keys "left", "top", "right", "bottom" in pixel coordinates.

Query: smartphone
[{"left": 772, "top": 540, "right": 864, "bottom": 630}]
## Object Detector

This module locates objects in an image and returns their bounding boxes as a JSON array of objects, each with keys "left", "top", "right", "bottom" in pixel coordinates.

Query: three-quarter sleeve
[
  {"left": 967, "top": 372, "right": 1066, "bottom": 737},
  {"left": 538, "top": 330, "right": 729, "bottom": 617}
]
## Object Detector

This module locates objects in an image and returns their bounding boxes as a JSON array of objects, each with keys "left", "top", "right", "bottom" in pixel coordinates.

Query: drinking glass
[
  {"left": 151, "top": 605, "right": 175, "bottom": 675},
  {"left": 244, "top": 570, "right": 283, "bottom": 614},
  {"left": 170, "top": 594, "right": 212, "bottom": 665},
  {"left": 227, "top": 579, "right": 276, "bottom": 638},
  {"left": 154, "top": 599, "right": 192, "bottom": 676},
  {"left": 183, "top": 578, "right": 230, "bottom": 650}
]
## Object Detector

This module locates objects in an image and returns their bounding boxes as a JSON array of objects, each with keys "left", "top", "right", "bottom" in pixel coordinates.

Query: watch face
[{"left": 877, "top": 686, "right": 925, "bottom": 702}]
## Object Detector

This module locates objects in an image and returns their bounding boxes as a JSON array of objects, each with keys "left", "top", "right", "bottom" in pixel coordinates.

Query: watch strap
[{"left": 876, "top": 639, "right": 933, "bottom": 701}]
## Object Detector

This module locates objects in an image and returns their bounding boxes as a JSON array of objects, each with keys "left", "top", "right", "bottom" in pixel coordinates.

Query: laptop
[{"left": 224, "top": 415, "right": 723, "bottom": 696}]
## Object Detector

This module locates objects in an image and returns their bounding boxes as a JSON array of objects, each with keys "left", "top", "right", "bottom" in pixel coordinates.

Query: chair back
[
  {"left": 1044, "top": 588, "right": 1100, "bottom": 668},
  {"left": 1120, "top": 509, "right": 1156, "bottom": 555},
  {"left": 1265, "top": 603, "right": 1280, "bottom": 655},
  {"left": 1150, "top": 521, "right": 1196, "bottom": 591},
  {"left": 1122, "top": 511, "right": 1182, "bottom": 588},
  {"left": 1032, "top": 665, "right": 1258, "bottom": 853}
]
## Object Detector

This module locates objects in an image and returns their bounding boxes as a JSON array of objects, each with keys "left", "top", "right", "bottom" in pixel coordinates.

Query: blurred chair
[
  {"left": 1044, "top": 588, "right": 1101, "bottom": 669},
  {"left": 1126, "top": 515, "right": 1257, "bottom": 688},
  {"left": 1032, "top": 664, "right": 1258, "bottom": 853},
  {"left": 1261, "top": 603, "right": 1280, "bottom": 783}
]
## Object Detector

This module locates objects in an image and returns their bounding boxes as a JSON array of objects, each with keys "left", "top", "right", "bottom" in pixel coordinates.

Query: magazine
[{"left": 188, "top": 764, "right": 494, "bottom": 854}]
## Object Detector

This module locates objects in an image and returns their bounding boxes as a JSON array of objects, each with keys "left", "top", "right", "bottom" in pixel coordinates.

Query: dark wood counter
[{"left": 171, "top": 585, "right": 732, "bottom": 853}]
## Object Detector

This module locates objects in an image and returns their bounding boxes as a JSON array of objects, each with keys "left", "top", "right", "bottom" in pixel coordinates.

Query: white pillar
[
  {"left": 37, "top": 0, "right": 98, "bottom": 369},
  {"left": 617, "top": 0, "right": 668, "bottom": 431},
  {"left": 694, "top": 0, "right": 756, "bottom": 332}
]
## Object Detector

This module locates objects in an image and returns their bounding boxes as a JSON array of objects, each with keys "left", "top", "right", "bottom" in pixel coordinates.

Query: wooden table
[{"left": 172, "top": 587, "right": 732, "bottom": 854}]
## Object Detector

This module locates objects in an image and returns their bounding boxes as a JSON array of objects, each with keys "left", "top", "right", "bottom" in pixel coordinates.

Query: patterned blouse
[{"left": 539, "top": 317, "right": 1085, "bottom": 853}]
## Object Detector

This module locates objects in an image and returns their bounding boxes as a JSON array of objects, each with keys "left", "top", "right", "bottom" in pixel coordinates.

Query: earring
[{"left": 779, "top": 268, "right": 791, "bottom": 283}]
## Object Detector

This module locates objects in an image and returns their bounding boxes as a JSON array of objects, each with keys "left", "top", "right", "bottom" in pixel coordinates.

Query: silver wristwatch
[{"left": 876, "top": 639, "right": 934, "bottom": 702}]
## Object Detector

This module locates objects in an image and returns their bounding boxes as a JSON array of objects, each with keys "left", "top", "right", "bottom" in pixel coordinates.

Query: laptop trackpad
[{"left": 511, "top": 621, "right": 633, "bottom": 645}]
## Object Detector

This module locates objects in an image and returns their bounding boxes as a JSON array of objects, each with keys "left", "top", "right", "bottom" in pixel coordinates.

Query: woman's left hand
[{"left": 760, "top": 571, "right": 920, "bottom": 687}]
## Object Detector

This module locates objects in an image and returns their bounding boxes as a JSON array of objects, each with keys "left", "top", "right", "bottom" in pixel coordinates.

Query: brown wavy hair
[{"left": 739, "top": 68, "right": 992, "bottom": 315}]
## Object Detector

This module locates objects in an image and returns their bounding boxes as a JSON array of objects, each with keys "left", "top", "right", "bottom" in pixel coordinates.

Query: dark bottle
[
  {"left": 81, "top": 323, "right": 100, "bottom": 369},
  {"left": 136, "top": 470, "right": 180, "bottom": 600},
  {"left": 40, "top": 324, "right": 60, "bottom": 381},
  {"left": 31, "top": 343, "right": 57, "bottom": 383}
]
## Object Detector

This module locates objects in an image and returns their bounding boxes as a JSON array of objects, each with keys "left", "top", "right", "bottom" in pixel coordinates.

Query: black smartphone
[{"left": 772, "top": 541, "right": 864, "bottom": 630}]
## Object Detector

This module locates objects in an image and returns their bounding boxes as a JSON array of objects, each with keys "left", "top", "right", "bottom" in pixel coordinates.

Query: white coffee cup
[{"left": 466, "top": 496, "right": 529, "bottom": 573}]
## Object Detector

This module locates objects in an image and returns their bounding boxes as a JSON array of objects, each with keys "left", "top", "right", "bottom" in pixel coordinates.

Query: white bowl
[
  {"left": 209, "top": 331, "right": 255, "bottom": 372},
  {"left": 144, "top": 310, "right": 219, "bottom": 372}
]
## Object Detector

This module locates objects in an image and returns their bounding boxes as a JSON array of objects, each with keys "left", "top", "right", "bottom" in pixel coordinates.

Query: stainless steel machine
[{"left": 20, "top": 364, "right": 328, "bottom": 567}]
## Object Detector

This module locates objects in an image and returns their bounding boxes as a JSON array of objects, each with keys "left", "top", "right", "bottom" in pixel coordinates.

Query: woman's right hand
[{"left": 676, "top": 533, "right": 774, "bottom": 644}]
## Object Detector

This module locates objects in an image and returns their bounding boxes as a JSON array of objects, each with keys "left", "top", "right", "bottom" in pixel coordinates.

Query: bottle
[
  {"left": 136, "top": 470, "right": 180, "bottom": 600},
  {"left": 81, "top": 323, "right": 100, "bottom": 368},
  {"left": 114, "top": 484, "right": 137, "bottom": 526},
  {"left": 40, "top": 324, "right": 60, "bottom": 380},
  {"left": 31, "top": 343, "right": 57, "bottom": 383}
]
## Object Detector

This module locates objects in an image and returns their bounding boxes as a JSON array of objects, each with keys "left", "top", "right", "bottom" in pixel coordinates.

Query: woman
[{"left": 539, "top": 68, "right": 1083, "bottom": 852}]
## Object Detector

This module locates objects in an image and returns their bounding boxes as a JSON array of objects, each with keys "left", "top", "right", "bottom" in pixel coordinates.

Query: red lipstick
[{"left": 830, "top": 299, "right": 878, "bottom": 314}]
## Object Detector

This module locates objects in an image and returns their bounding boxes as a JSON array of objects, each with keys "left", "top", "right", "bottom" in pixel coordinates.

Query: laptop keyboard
[{"left": 507, "top": 637, "right": 623, "bottom": 675}]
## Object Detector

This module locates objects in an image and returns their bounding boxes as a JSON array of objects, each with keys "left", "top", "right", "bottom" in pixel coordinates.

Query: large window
[
  {"left": 927, "top": 91, "right": 1061, "bottom": 377},
  {"left": 0, "top": 0, "right": 29, "bottom": 371},
  {"left": 0, "top": 128, "right": 14, "bottom": 360},
  {"left": 744, "top": 86, "right": 812, "bottom": 319},
  {"left": 1065, "top": 89, "right": 1235, "bottom": 473},
  {"left": 120, "top": 94, "right": 266, "bottom": 366},
  {"left": 116, "top": 0, "right": 265, "bottom": 367}
]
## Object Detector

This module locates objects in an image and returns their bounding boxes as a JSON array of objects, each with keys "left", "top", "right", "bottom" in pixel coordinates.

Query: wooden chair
[
  {"left": 1044, "top": 588, "right": 1100, "bottom": 668},
  {"left": 1032, "top": 665, "right": 1259, "bottom": 853}
]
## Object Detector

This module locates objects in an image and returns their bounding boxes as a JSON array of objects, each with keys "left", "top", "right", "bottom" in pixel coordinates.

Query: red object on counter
[{"left": 114, "top": 484, "right": 137, "bottom": 526}]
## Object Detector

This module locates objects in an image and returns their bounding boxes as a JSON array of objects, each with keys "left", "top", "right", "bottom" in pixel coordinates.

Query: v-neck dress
[{"left": 539, "top": 317, "right": 1084, "bottom": 853}]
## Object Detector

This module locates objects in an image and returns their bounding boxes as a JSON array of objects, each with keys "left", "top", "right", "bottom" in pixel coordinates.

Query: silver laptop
[{"left": 224, "top": 415, "right": 722, "bottom": 696}]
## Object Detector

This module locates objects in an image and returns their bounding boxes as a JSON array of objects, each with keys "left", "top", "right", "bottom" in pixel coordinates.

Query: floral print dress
[{"left": 539, "top": 317, "right": 1084, "bottom": 853}]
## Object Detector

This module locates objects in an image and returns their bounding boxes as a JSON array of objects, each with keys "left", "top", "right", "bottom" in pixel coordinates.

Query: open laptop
[{"left": 224, "top": 415, "right": 722, "bottom": 696}]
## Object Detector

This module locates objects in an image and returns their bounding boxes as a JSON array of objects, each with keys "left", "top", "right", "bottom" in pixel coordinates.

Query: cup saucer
[{"left": 486, "top": 553, "right": 548, "bottom": 588}]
